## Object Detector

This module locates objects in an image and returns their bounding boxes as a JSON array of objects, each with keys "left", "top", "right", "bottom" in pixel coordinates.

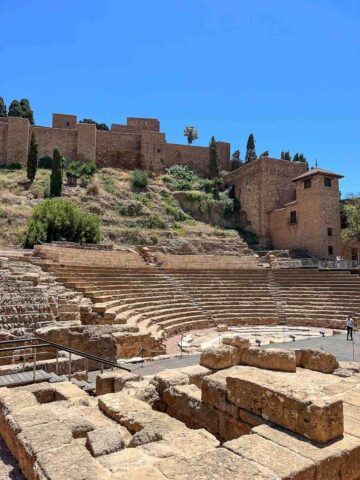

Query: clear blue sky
[{"left": 1, "top": 0, "right": 359, "bottom": 194}]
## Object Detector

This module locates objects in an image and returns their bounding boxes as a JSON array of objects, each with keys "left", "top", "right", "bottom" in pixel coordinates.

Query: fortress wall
[
  {"left": 127, "top": 117, "right": 160, "bottom": 132},
  {"left": 0, "top": 122, "right": 8, "bottom": 165},
  {"left": 95, "top": 130, "right": 142, "bottom": 168},
  {"left": 164, "top": 143, "right": 210, "bottom": 176},
  {"left": 6, "top": 117, "right": 29, "bottom": 166},
  {"left": 111, "top": 124, "right": 139, "bottom": 133},
  {"left": 77, "top": 122, "right": 96, "bottom": 162},
  {"left": 33, "top": 126, "right": 77, "bottom": 161}
]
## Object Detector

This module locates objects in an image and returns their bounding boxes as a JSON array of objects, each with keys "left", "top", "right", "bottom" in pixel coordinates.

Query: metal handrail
[{"left": 0, "top": 337, "right": 130, "bottom": 380}]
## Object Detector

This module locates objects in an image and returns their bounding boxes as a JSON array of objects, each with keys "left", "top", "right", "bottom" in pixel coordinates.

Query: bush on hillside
[
  {"left": 0, "top": 162, "right": 23, "bottom": 170},
  {"left": 131, "top": 169, "right": 148, "bottom": 189},
  {"left": 38, "top": 156, "right": 53, "bottom": 169},
  {"left": 23, "top": 198, "right": 101, "bottom": 248}
]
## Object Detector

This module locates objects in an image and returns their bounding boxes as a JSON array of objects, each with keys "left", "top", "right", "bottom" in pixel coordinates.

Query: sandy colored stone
[
  {"left": 86, "top": 425, "right": 130, "bottom": 457},
  {"left": 200, "top": 345, "right": 241, "bottom": 369},
  {"left": 178, "top": 364, "right": 212, "bottom": 388},
  {"left": 99, "top": 448, "right": 157, "bottom": 474},
  {"left": 201, "top": 367, "right": 239, "bottom": 416},
  {"left": 114, "top": 371, "right": 141, "bottom": 392},
  {"left": 298, "top": 348, "right": 339, "bottom": 374},
  {"left": 254, "top": 424, "right": 360, "bottom": 480},
  {"left": 151, "top": 369, "right": 190, "bottom": 394},
  {"left": 241, "top": 347, "right": 296, "bottom": 372},
  {"left": 53, "top": 381, "right": 88, "bottom": 401},
  {"left": 222, "top": 334, "right": 250, "bottom": 349},
  {"left": 35, "top": 441, "right": 112, "bottom": 480},
  {"left": 123, "top": 380, "right": 161, "bottom": 408},
  {"left": 226, "top": 366, "right": 344, "bottom": 443},
  {"left": 156, "top": 447, "right": 280, "bottom": 480},
  {"left": 112, "top": 466, "right": 166, "bottom": 480},
  {"left": 225, "top": 434, "right": 315, "bottom": 480}
]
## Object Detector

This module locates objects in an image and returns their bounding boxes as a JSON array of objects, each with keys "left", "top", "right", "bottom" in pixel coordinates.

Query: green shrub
[
  {"left": 38, "top": 156, "right": 53, "bottom": 169},
  {"left": 0, "top": 162, "right": 23, "bottom": 170},
  {"left": 166, "top": 165, "right": 196, "bottom": 182},
  {"left": 131, "top": 170, "right": 148, "bottom": 189},
  {"left": 23, "top": 198, "right": 101, "bottom": 248},
  {"left": 50, "top": 148, "right": 64, "bottom": 197},
  {"left": 166, "top": 205, "right": 188, "bottom": 221}
]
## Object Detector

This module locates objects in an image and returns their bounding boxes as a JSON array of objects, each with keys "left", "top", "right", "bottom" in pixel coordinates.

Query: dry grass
[{"left": 0, "top": 168, "right": 242, "bottom": 250}]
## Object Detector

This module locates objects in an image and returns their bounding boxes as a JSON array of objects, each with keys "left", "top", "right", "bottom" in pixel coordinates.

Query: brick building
[
  {"left": 224, "top": 157, "right": 343, "bottom": 259},
  {"left": 0, "top": 114, "right": 231, "bottom": 176}
]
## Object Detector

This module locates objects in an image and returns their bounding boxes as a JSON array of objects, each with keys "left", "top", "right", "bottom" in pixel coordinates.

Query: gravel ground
[{"left": 0, "top": 437, "right": 24, "bottom": 480}]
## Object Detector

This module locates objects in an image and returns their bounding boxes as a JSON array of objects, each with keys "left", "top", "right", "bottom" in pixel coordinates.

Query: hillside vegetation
[{"left": 0, "top": 166, "right": 251, "bottom": 255}]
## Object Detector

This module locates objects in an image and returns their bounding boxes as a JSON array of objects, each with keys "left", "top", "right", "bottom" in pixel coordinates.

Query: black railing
[{"left": 0, "top": 337, "right": 130, "bottom": 385}]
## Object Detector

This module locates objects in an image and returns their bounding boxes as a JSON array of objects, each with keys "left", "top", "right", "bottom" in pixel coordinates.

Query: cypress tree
[
  {"left": 50, "top": 148, "right": 63, "bottom": 197},
  {"left": 0, "top": 97, "right": 7, "bottom": 117},
  {"left": 209, "top": 136, "right": 220, "bottom": 177},
  {"left": 281, "top": 150, "right": 291, "bottom": 161},
  {"left": 230, "top": 150, "right": 241, "bottom": 170},
  {"left": 27, "top": 132, "right": 38, "bottom": 182},
  {"left": 8, "top": 100, "right": 23, "bottom": 118},
  {"left": 245, "top": 134, "right": 257, "bottom": 163},
  {"left": 20, "top": 99, "right": 34, "bottom": 124}
]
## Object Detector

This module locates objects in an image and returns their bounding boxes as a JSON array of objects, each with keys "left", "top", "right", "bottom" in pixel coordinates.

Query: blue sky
[{"left": 1, "top": 0, "right": 359, "bottom": 194}]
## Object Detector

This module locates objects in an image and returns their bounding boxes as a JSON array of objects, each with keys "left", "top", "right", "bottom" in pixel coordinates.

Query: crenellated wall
[{"left": 0, "top": 113, "right": 230, "bottom": 177}]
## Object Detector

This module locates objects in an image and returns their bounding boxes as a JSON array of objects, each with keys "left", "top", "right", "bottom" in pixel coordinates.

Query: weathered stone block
[
  {"left": 297, "top": 348, "right": 339, "bottom": 374},
  {"left": 178, "top": 364, "right": 212, "bottom": 388},
  {"left": 86, "top": 425, "right": 128, "bottom": 457},
  {"left": 151, "top": 369, "right": 189, "bottom": 395},
  {"left": 200, "top": 345, "right": 241, "bottom": 370},
  {"left": 222, "top": 335, "right": 250, "bottom": 349},
  {"left": 224, "top": 434, "right": 316, "bottom": 480},
  {"left": 201, "top": 368, "right": 239, "bottom": 417},
  {"left": 241, "top": 347, "right": 296, "bottom": 372}
]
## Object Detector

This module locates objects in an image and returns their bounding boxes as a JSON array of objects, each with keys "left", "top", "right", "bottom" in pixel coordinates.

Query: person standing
[{"left": 346, "top": 314, "right": 354, "bottom": 341}]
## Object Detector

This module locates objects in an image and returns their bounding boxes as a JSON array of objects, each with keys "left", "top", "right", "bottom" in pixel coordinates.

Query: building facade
[
  {"left": 224, "top": 157, "right": 343, "bottom": 259},
  {"left": 0, "top": 114, "right": 231, "bottom": 176}
]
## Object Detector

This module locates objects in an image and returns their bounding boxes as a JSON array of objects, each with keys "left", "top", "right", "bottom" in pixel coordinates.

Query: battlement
[{"left": 0, "top": 112, "right": 230, "bottom": 176}]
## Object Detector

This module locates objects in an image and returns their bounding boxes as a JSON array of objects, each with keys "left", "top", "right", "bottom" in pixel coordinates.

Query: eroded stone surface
[{"left": 200, "top": 344, "right": 241, "bottom": 369}]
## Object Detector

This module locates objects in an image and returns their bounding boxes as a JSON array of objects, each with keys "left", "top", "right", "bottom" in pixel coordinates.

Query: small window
[
  {"left": 327, "top": 227, "right": 333, "bottom": 236},
  {"left": 304, "top": 179, "right": 312, "bottom": 189},
  {"left": 290, "top": 211, "right": 297, "bottom": 224},
  {"left": 324, "top": 178, "right": 332, "bottom": 187},
  {"left": 328, "top": 246, "right": 334, "bottom": 255},
  {"left": 66, "top": 121, "right": 70, "bottom": 127},
  {"left": 157, "top": 148, "right": 161, "bottom": 153}
]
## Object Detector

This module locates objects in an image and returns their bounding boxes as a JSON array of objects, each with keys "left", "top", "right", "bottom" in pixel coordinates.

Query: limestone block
[
  {"left": 226, "top": 367, "right": 344, "bottom": 443},
  {"left": 201, "top": 368, "right": 239, "bottom": 417},
  {"left": 216, "top": 323, "right": 228, "bottom": 332},
  {"left": 241, "top": 347, "right": 297, "bottom": 372},
  {"left": 156, "top": 448, "right": 280, "bottom": 480},
  {"left": 99, "top": 448, "right": 158, "bottom": 475},
  {"left": 86, "top": 425, "right": 129, "bottom": 457},
  {"left": 224, "top": 434, "right": 316, "bottom": 480},
  {"left": 151, "top": 369, "right": 189, "bottom": 395},
  {"left": 178, "top": 364, "right": 212, "bottom": 388},
  {"left": 200, "top": 345, "right": 241, "bottom": 370},
  {"left": 218, "top": 412, "right": 252, "bottom": 440},
  {"left": 123, "top": 380, "right": 161, "bottom": 409},
  {"left": 22, "top": 273, "right": 39, "bottom": 285},
  {"left": 53, "top": 381, "right": 88, "bottom": 401},
  {"left": 254, "top": 424, "right": 360, "bottom": 480},
  {"left": 35, "top": 442, "right": 113, "bottom": 480},
  {"left": 114, "top": 371, "right": 141, "bottom": 392},
  {"left": 298, "top": 348, "right": 339, "bottom": 374},
  {"left": 222, "top": 335, "right": 250, "bottom": 349},
  {"left": 111, "top": 466, "right": 166, "bottom": 480}
]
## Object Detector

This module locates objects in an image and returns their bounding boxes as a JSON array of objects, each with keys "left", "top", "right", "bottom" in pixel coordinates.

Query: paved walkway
[{"left": 125, "top": 333, "right": 360, "bottom": 376}]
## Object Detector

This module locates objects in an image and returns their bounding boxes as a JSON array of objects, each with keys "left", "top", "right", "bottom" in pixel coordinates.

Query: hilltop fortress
[
  {"left": 0, "top": 113, "right": 345, "bottom": 260},
  {"left": 0, "top": 113, "right": 230, "bottom": 176}
]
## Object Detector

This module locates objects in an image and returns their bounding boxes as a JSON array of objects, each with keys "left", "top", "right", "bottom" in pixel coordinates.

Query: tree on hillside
[
  {"left": 27, "top": 132, "right": 38, "bottom": 182},
  {"left": 79, "top": 118, "right": 109, "bottom": 131},
  {"left": 341, "top": 196, "right": 360, "bottom": 243},
  {"left": 209, "top": 136, "right": 220, "bottom": 177},
  {"left": 20, "top": 99, "right": 34, "bottom": 124},
  {"left": 50, "top": 148, "right": 64, "bottom": 197},
  {"left": 293, "top": 153, "right": 306, "bottom": 163},
  {"left": 245, "top": 134, "right": 257, "bottom": 163},
  {"left": 230, "top": 150, "right": 241, "bottom": 170},
  {"left": 259, "top": 150, "right": 269, "bottom": 157},
  {"left": 8, "top": 100, "right": 23, "bottom": 118},
  {"left": 280, "top": 150, "right": 291, "bottom": 161},
  {"left": 183, "top": 126, "right": 199, "bottom": 145},
  {"left": 0, "top": 98, "right": 7, "bottom": 117}
]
